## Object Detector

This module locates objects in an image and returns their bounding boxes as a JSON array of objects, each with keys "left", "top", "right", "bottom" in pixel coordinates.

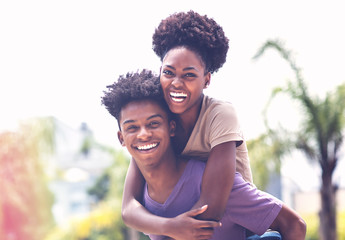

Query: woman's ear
[
  {"left": 117, "top": 131, "right": 125, "bottom": 146},
  {"left": 169, "top": 120, "right": 176, "bottom": 137},
  {"left": 204, "top": 72, "right": 211, "bottom": 89}
]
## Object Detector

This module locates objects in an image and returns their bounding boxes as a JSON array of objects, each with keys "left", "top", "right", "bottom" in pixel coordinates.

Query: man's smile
[{"left": 135, "top": 142, "right": 159, "bottom": 151}]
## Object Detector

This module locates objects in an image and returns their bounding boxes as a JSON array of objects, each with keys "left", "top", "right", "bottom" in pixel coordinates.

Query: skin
[
  {"left": 120, "top": 99, "right": 307, "bottom": 240},
  {"left": 122, "top": 46, "right": 236, "bottom": 239},
  {"left": 119, "top": 100, "right": 220, "bottom": 239},
  {"left": 118, "top": 100, "right": 183, "bottom": 204},
  {"left": 159, "top": 47, "right": 236, "bottom": 220},
  {"left": 270, "top": 205, "right": 307, "bottom": 239}
]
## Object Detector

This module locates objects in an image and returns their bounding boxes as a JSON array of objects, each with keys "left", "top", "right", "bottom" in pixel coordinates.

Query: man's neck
[{"left": 144, "top": 154, "right": 187, "bottom": 204}]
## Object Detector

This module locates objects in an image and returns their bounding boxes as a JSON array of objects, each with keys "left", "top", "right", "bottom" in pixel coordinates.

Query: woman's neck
[
  {"left": 178, "top": 94, "right": 204, "bottom": 132},
  {"left": 172, "top": 94, "right": 204, "bottom": 154}
]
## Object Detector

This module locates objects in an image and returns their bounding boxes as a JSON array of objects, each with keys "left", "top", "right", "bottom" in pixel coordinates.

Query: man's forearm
[{"left": 122, "top": 198, "right": 169, "bottom": 235}]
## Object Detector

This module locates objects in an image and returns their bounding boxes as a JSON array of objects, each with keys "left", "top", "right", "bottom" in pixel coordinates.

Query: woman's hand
[{"left": 163, "top": 205, "right": 221, "bottom": 240}]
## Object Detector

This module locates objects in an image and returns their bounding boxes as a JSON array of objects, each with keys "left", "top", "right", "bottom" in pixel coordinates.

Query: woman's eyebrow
[
  {"left": 164, "top": 65, "right": 198, "bottom": 72},
  {"left": 163, "top": 64, "right": 175, "bottom": 70},
  {"left": 183, "top": 66, "right": 198, "bottom": 72}
]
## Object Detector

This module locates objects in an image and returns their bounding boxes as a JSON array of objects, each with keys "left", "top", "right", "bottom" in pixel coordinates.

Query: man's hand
[{"left": 164, "top": 205, "right": 221, "bottom": 240}]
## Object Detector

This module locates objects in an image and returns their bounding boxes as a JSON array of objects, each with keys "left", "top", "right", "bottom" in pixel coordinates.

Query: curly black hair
[
  {"left": 102, "top": 69, "right": 171, "bottom": 122},
  {"left": 152, "top": 10, "right": 229, "bottom": 74}
]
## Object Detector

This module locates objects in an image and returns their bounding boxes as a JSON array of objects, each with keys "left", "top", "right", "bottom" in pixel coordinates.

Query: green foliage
[
  {"left": 302, "top": 211, "right": 345, "bottom": 240},
  {"left": 0, "top": 117, "right": 56, "bottom": 240},
  {"left": 338, "top": 211, "right": 345, "bottom": 240},
  {"left": 247, "top": 127, "right": 294, "bottom": 190},
  {"left": 44, "top": 201, "right": 125, "bottom": 240},
  {"left": 107, "top": 150, "right": 130, "bottom": 199},
  {"left": 88, "top": 172, "right": 111, "bottom": 202},
  {"left": 254, "top": 39, "right": 345, "bottom": 240},
  {"left": 45, "top": 140, "right": 133, "bottom": 240},
  {"left": 302, "top": 213, "right": 319, "bottom": 240},
  {"left": 247, "top": 134, "right": 278, "bottom": 190}
]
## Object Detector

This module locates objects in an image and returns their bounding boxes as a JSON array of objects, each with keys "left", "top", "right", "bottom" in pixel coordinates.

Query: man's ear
[
  {"left": 203, "top": 72, "right": 211, "bottom": 89},
  {"left": 117, "top": 131, "right": 125, "bottom": 146},
  {"left": 169, "top": 120, "right": 176, "bottom": 137}
]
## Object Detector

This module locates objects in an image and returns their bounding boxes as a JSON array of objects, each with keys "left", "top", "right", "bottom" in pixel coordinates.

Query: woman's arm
[
  {"left": 122, "top": 158, "right": 221, "bottom": 239},
  {"left": 191, "top": 141, "right": 237, "bottom": 221},
  {"left": 269, "top": 204, "right": 307, "bottom": 240}
]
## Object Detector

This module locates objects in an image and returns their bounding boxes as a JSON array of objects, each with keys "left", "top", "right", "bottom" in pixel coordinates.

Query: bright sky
[{"left": 1, "top": 1, "right": 345, "bottom": 190}]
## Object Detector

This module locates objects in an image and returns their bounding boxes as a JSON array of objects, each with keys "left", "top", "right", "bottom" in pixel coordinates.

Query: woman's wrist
[{"left": 160, "top": 217, "right": 172, "bottom": 236}]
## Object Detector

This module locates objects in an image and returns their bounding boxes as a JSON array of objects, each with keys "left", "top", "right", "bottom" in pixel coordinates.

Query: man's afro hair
[
  {"left": 102, "top": 69, "right": 166, "bottom": 121},
  {"left": 152, "top": 10, "right": 229, "bottom": 74}
]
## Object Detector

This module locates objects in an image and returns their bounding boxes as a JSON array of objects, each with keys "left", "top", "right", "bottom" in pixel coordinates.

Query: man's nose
[{"left": 137, "top": 127, "right": 152, "bottom": 140}]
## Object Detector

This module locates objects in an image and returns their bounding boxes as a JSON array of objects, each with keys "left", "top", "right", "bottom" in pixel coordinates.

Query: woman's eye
[
  {"left": 185, "top": 73, "right": 197, "bottom": 78},
  {"left": 162, "top": 69, "right": 174, "bottom": 76}
]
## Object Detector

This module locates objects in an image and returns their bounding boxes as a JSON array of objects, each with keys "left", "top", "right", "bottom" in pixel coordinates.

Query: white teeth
[
  {"left": 137, "top": 143, "right": 158, "bottom": 150},
  {"left": 170, "top": 92, "right": 187, "bottom": 102},
  {"left": 171, "top": 97, "right": 184, "bottom": 102},
  {"left": 170, "top": 92, "right": 187, "bottom": 98}
]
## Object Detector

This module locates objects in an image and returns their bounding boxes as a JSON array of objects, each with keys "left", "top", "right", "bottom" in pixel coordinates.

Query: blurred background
[{"left": 0, "top": 1, "right": 344, "bottom": 239}]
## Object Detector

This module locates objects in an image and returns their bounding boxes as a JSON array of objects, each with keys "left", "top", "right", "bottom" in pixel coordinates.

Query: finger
[
  {"left": 199, "top": 220, "right": 222, "bottom": 229},
  {"left": 197, "top": 231, "right": 214, "bottom": 240},
  {"left": 192, "top": 226, "right": 215, "bottom": 240},
  {"left": 190, "top": 218, "right": 221, "bottom": 229},
  {"left": 187, "top": 205, "right": 208, "bottom": 217}
]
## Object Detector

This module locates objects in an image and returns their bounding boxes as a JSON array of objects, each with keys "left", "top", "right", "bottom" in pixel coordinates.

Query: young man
[{"left": 102, "top": 70, "right": 306, "bottom": 240}]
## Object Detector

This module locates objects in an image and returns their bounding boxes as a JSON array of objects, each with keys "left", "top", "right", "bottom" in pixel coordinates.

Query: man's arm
[
  {"left": 269, "top": 204, "right": 307, "bottom": 240},
  {"left": 191, "top": 141, "right": 236, "bottom": 221},
  {"left": 122, "top": 158, "right": 221, "bottom": 239}
]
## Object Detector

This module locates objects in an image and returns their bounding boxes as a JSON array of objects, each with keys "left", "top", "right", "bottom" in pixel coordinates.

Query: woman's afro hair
[
  {"left": 152, "top": 10, "right": 229, "bottom": 74},
  {"left": 102, "top": 69, "right": 167, "bottom": 121}
]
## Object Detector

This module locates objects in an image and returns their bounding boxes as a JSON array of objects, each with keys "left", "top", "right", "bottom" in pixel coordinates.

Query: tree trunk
[{"left": 319, "top": 167, "right": 337, "bottom": 240}]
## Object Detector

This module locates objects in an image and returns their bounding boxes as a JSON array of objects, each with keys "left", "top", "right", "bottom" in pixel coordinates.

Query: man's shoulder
[{"left": 184, "top": 159, "right": 206, "bottom": 176}]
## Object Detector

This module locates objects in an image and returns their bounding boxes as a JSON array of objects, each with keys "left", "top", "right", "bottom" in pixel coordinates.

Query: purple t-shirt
[{"left": 143, "top": 159, "right": 283, "bottom": 240}]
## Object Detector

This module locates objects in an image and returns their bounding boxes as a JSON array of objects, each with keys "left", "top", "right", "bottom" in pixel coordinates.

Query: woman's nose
[{"left": 171, "top": 76, "right": 183, "bottom": 88}]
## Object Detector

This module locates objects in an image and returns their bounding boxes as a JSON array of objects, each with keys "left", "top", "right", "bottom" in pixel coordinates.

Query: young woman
[{"left": 122, "top": 11, "right": 262, "bottom": 239}]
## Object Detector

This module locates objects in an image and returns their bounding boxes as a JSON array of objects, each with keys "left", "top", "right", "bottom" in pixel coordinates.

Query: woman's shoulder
[
  {"left": 202, "top": 95, "right": 239, "bottom": 120},
  {"left": 204, "top": 95, "right": 236, "bottom": 112}
]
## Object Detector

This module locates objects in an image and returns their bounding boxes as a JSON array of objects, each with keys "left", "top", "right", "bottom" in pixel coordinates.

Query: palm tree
[{"left": 253, "top": 39, "right": 345, "bottom": 240}]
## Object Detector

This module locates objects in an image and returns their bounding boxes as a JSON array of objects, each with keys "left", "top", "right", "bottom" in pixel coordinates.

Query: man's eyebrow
[
  {"left": 122, "top": 119, "right": 135, "bottom": 125},
  {"left": 122, "top": 114, "right": 164, "bottom": 125},
  {"left": 147, "top": 114, "right": 164, "bottom": 120}
]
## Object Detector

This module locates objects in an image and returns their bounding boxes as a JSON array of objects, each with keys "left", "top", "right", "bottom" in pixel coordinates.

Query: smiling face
[
  {"left": 160, "top": 47, "right": 211, "bottom": 117},
  {"left": 118, "top": 99, "right": 176, "bottom": 169}
]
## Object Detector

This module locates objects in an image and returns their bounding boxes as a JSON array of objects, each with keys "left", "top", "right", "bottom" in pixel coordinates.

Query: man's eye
[
  {"left": 126, "top": 125, "right": 138, "bottom": 132},
  {"left": 149, "top": 121, "right": 160, "bottom": 128}
]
